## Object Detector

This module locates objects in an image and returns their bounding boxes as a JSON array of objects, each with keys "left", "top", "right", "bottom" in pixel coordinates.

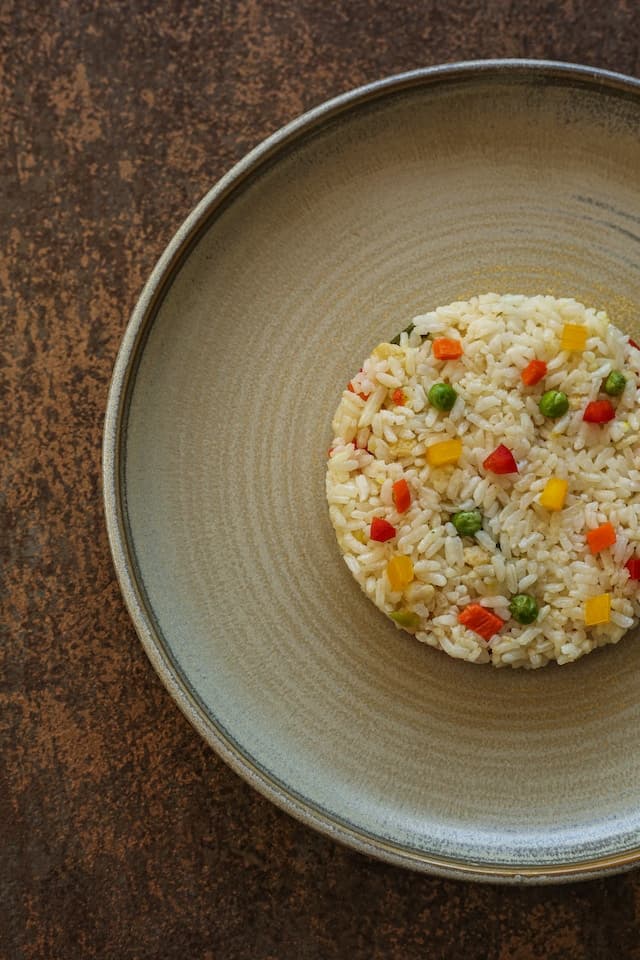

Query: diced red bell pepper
[
  {"left": 629, "top": 338, "right": 640, "bottom": 350},
  {"left": 482, "top": 444, "right": 519, "bottom": 475},
  {"left": 583, "top": 399, "right": 615, "bottom": 423},
  {"left": 626, "top": 558, "right": 640, "bottom": 580},
  {"left": 370, "top": 517, "right": 397, "bottom": 542},
  {"left": 392, "top": 388, "right": 406, "bottom": 406},
  {"left": 392, "top": 478, "right": 411, "bottom": 513},
  {"left": 458, "top": 603, "right": 505, "bottom": 642},
  {"left": 520, "top": 359, "right": 547, "bottom": 386}
]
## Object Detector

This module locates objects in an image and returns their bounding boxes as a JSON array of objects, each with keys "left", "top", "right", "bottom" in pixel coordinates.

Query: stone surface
[{"left": 2, "top": 2, "right": 640, "bottom": 957}]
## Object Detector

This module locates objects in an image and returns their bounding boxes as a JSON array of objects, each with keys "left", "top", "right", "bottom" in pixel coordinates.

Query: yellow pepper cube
[
  {"left": 539, "top": 477, "right": 568, "bottom": 511},
  {"left": 561, "top": 323, "right": 587, "bottom": 352},
  {"left": 584, "top": 593, "right": 611, "bottom": 626},
  {"left": 387, "top": 555, "right": 414, "bottom": 592},
  {"left": 372, "top": 342, "right": 404, "bottom": 360},
  {"left": 426, "top": 437, "right": 462, "bottom": 467}
]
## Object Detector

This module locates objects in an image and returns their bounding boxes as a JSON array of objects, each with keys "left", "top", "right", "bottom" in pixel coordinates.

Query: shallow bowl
[{"left": 104, "top": 61, "right": 640, "bottom": 882}]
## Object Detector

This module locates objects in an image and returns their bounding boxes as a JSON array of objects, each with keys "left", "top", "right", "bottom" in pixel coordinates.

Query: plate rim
[{"left": 103, "top": 59, "right": 640, "bottom": 883}]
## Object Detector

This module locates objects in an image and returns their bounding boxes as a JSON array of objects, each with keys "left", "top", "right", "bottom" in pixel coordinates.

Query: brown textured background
[{"left": 3, "top": 2, "right": 640, "bottom": 957}]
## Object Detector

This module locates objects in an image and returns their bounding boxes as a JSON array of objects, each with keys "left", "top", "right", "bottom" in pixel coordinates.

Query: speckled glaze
[{"left": 104, "top": 62, "right": 640, "bottom": 882}]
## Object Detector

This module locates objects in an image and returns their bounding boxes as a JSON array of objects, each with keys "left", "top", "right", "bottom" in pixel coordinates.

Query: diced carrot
[
  {"left": 392, "top": 388, "right": 406, "bottom": 405},
  {"left": 370, "top": 517, "right": 396, "bottom": 542},
  {"left": 432, "top": 337, "right": 463, "bottom": 360},
  {"left": 458, "top": 603, "right": 505, "bottom": 642},
  {"left": 347, "top": 382, "right": 370, "bottom": 401},
  {"left": 521, "top": 359, "right": 547, "bottom": 386},
  {"left": 586, "top": 522, "right": 616, "bottom": 554},
  {"left": 392, "top": 478, "right": 411, "bottom": 513}
]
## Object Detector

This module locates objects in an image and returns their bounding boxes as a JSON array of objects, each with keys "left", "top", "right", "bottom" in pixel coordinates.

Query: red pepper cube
[
  {"left": 482, "top": 444, "right": 518, "bottom": 475},
  {"left": 626, "top": 558, "right": 640, "bottom": 580},
  {"left": 391, "top": 388, "right": 405, "bottom": 406},
  {"left": 392, "top": 479, "right": 411, "bottom": 513},
  {"left": 583, "top": 399, "right": 615, "bottom": 424},
  {"left": 370, "top": 517, "right": 396, "bottom": 542}
]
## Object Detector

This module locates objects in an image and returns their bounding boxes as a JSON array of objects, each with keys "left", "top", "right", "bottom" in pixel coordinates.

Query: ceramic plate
[{"left": 104, "top": 61, "right": 640, "bottom": 882}]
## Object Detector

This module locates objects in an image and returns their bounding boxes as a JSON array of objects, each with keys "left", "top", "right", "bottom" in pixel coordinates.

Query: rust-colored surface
[{"left": 3, "top": 3, "right": 640, "bottom": 957}]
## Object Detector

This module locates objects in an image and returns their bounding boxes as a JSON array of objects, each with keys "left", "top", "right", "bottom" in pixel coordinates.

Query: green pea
[
  {"left": 390, "top": 323, "right": 415, "bottom": 345},
  {"left": 509, "top": 594, "right": 539, "bottom": 624},
  {"left": 390, "top": 610, "right": 421, "bottom": 630},
  {"left": 539, "top": 390, "right": 569, "bottom": 418},
  {"left": 603, "top": 370, "right": 627, "bottom": 396},
  {"left": 452, "top": 510, "right": 483, "bottom": 536},
  {"left": 428, "top": 382, "right": 457, "bottom": 412}
]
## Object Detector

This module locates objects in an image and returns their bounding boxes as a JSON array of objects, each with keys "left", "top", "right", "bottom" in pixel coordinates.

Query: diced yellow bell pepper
[
  {"left": 539, "top": 477, "right": 568, "bottom": 511},
  {"left": 389, "top": 439, "right": 415, "bottom": 460},
  {"left": 561, "top": 323, "right": 587, "bottom": 352},
  {"left": 387, "top": 555, "right": 414, "bottom": 592},
  {"left": 426, "top": 437, "right": 462, "bottom": 467},
  {"left": 584, "top": 593, "right": 611, "bottom": 626},
  {"left": 372, "top": 342, "right": 404, "bottom": 360}
]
